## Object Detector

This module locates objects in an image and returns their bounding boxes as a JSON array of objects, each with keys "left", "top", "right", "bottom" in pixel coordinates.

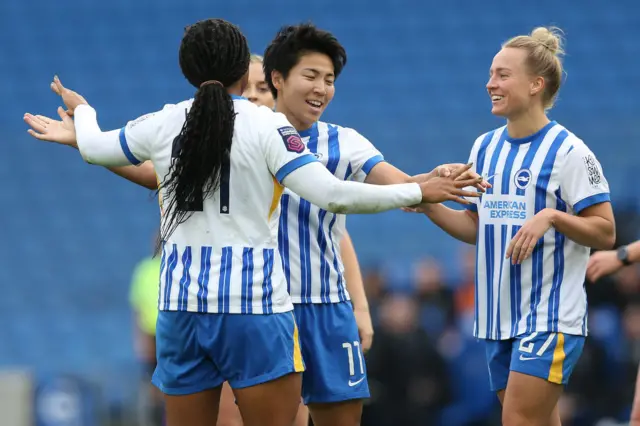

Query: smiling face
[
  {"left": 486, "top": 47, "right": 545, "bottom": 119},
  {"left": 272, "top": 52, "right": 336, "bottom": 131},
  {"left": 242, "top": 61, "right": 275, "bottom": 109}
]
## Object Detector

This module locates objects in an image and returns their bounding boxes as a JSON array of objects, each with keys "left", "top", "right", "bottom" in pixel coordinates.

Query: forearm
[
  {"left": 108, "top": 162, "right": 158, "bottom": 190},
  {"left": 364, "top": 161, "right": 412, "bottom": 185},
  {"left": 421, "top": 203, "right": 478, "bottom": 245},
  {"left": 550, "top": 210, "right": 615, "bottom": 249},
  {"left": 74, "top": 105, "right": 133, "bottom": 167},
  {"left": 283, "top": 162, "right": 422, "bottom": 214},
  {"left": 341, "top": 232, "right": 368, "bottom": 311},
  {"left": 67, "top": 142, "right": 157, "bottom": 190}
]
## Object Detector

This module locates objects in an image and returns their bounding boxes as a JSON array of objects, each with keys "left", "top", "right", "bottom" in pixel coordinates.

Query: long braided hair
[{"left": 159, "top": 19, "right": 250, "bottom": 243}]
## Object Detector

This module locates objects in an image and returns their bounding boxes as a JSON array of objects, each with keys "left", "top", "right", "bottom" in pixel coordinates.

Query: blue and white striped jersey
[
  {"left": 278, "top": 121, "right": 383, "bottom": 304},
  {"left": 466, "top": 121, "right": 610, "bottom": 339},
  {"left": 117, "top": 96, "right": 318, "bottom": 314}
]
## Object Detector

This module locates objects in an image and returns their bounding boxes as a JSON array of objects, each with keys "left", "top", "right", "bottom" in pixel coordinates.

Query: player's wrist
[
  {"left": 425, "top": 169, "right": 438, "bottom": 181},
  {"left": 74, "top": 103, "right": 92, "bottom": 113},
  {"left": 408, "top": 172, "right": 434, "bottom": 184},
  {"left": 545, "top": 208, "right": 559, "bottom": 227},
  {"left": 617, "top": 245, "right": 632, "bottom": 266}
]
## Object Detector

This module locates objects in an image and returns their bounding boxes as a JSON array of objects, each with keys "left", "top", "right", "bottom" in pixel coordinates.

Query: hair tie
[
  {"left": 200, "top": 80, "right": 224, "bottom": 88},
  {"left": 537, "top": 40, "right": 552, "bottom": 51}
]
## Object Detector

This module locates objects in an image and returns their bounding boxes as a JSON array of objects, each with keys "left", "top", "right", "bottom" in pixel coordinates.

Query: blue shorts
[
  {"left": 152, "top": 311, "right": 305, "bottom": 395},
  {"left": 485, "top": 332, "right": 585, "bottom": 392},
  {"left": 293, "top": 301, "right": 370, "bottom": 404}
]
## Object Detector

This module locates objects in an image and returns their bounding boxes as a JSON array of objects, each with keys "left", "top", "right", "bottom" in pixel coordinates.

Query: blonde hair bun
[{"left": 530, "top": 27, "right": 564, "bottom": 56}]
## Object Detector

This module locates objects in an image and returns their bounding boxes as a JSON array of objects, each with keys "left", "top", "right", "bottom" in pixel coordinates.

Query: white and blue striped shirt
[
  {"left": 466, "top": 121, "right": 610, "bottom": 339},
  {"left": 115, "top": 97, "right": 319, "bottom": 314},
  {"left": 278, "top": 121, "right": 383, "bottom": 304}
]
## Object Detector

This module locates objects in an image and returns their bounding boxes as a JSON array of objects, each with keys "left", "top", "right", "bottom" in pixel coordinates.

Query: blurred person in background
[
  {"left": 407, "top": 26, "right": 615, "bottom": 425},
  {"left": 586, "top": 240, "right": 640, "bottom": 286},
  {"left": 129, "top": 230, "right": 164, "bottom": 426},
  {"left": 584, "top": 206, "right": 640, "bottom": 311},
  {"left": 413, "top": 256, "right": 455, "bottom": 337},
  {"left": 363, "top": 292, "right": 450, "bottom": 426},
  {"left": 453, "top": 245, "right": 477, "bottom": 323},
  {"left": 588, "top": 242, "right": 640, "bottom": 425},
  {"left": 556, "top": 319, "right": 611, "bottom": 424}
]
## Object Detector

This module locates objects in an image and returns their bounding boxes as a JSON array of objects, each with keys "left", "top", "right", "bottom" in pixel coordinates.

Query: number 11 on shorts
[{"left": 342, "top": 341, "right": 364, "bottom": 376}]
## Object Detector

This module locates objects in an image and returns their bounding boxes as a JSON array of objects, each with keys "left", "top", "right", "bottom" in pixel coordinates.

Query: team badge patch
[
  {"left": 277, "top": 126, "right": 305, "bottom": 153},
  {"left": 583, "top": 154, "right": 602, "bottom": 186},
  {"left": 514, "top": 168, "right": 532, "bottom": 190}
]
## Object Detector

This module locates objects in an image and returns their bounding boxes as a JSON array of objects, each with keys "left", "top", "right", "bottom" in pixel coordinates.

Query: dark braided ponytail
[{"left": 160, "top": 19, "right": 250, "bottom": 243}]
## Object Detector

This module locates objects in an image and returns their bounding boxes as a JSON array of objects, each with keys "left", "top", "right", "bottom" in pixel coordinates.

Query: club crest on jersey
[
  {"left": 514, "top": 169, "right": 532, "bottom": 190},
  {"left": 277, "top": 126, "right": 305, "bottom": 153}
]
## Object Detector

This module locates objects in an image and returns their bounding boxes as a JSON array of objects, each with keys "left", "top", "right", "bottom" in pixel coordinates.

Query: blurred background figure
[
  {"left": 364, "top": 292, "right": 450, "bottom": 426},
  {"left": 129, "top": 231, "right": 163, "bottom": 426}
]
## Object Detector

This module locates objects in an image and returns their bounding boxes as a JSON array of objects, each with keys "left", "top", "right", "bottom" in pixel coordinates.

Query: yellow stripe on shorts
[{"left": 548, "top": 332, "right": 566, "bottom": 384}]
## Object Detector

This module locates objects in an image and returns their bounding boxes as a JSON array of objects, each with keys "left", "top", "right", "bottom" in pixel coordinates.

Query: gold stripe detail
[
  {"left": 547, "top": 333, "right": 566, "bottom": 384},
  {"left": 268, "top": 176, "right": 284, "bottom": 219}
]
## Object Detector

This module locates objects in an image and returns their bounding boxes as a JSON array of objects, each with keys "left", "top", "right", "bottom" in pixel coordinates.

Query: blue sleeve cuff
[
  {"left": 119, "top": 127, "right": 142, "bottom": 165},
  {"left": 465, "top": 203, "right": 478, "bottom": 212},
  {"left": 361, "top": 155, "right": 384, "bottom": 175},
  {"left": 574, "top": 193, "right": 611, "bottom": 214},
  {"left": 275, "top": 154, "right": 318, "bottom": 183}
]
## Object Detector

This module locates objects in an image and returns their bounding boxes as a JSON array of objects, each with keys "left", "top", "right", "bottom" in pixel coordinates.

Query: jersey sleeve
[
  {"left": 119, "top": 107, "right": 172, "bottom": 165},
  {"left": 260, "top": 112, "right": 319, "bottom": 183},
  {"left": 559, "top": 143, "right": 610, "bottom": 214},
  {"left": 344, "top": 128, "right": 384, "bottom": 182}
]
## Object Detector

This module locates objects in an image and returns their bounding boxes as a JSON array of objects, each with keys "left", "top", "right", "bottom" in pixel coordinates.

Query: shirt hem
[
  {"left": 474, "top": 326, "right": 587, "bottom": 340},
  {"left": 290, "top": 295, "right": 352, "bottom": 304},
  {"left": 158, "top": 303, "right": 294, "bottom": 314}
]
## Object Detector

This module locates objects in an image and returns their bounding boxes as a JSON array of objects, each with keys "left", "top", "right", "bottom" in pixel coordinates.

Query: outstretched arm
[
  {"left": 26, "top": 75, "right": 160, "bottom": 190},
  {"left": 282, "top": 161, "right": 423, "bottom": 214},
  {"left": 416, "top": 203, "right": 479, "bottom": 245},
  {"left": 281, "top": 161, "right": 482, "bottom": 214},
  {"left": 365, "top": 161, "right": 487, "bottom": 188},
  {"left": 25, "top": 111, "right": 159, "bottom": 190}
]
